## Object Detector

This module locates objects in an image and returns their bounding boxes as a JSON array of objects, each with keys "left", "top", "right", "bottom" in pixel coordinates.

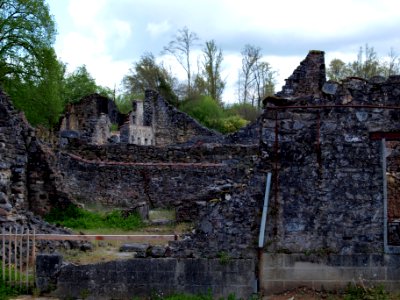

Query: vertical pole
[
  {"left": 2, "top": 227, "right": 5, "bottom": 283},
  {"left": 32, "top": 229, "right": 36, "bottom": 286},
  {"left": 19, "top": 227, "right": 23, "bottom": 290},
  {"left": 14, "top": 227, "right": 17, "bottom": 285},
  {"left": 258, "top": 173, "right": 272, "bottom": 248},
  {"left": 382, "top": 139, "right": 388, "bottom": 253},
  {"left": 26, "top": 228, "right": 29, "bottom": 291},
  {"left": 8, "top": 227, "right": 11, "bottom": 285}
]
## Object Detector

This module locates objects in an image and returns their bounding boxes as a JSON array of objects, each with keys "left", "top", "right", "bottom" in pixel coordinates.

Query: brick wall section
[{"left": 36, "top": 254, "right": 256, "bottom": 300}]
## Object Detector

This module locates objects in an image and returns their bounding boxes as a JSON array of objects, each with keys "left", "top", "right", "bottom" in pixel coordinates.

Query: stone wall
[
  {"left": 0, "top": 90, "right": 78, "bottom": 262},
  {"left": 259, "top": 50, "right": 400, "bottom": 293},
  {"left": 36, "top": 254, "right": 256, "bottom": 300},
  {"left": 261, "top": 253, "right": 400, "bottom": 295},
  {"left": 0, "top": 90, "right": 31, "bottom": 217},
  {"left": 57, "top": 143, "right": 258, "bottom": 222},
  {"left": 59, "top": 94, "right": 122, "bottom": 145},
  {"left": 149, "top": 90, "right": 221, "bottom": 146}
]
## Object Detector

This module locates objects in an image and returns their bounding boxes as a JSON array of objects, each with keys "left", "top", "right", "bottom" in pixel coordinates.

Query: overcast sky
[{"left": 47, "top": 0, "right": 400, "bottom": 103}]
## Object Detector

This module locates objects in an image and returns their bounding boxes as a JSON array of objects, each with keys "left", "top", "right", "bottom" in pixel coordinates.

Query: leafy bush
[
  {"left": 226, "top": 103, "right": 261, "bottom": 122},
  {"left": 180, "top": 96, "right": 248, "bottom": 133},
  {"left": 45, "top": 205, "right": 143, "bottom": 230}
]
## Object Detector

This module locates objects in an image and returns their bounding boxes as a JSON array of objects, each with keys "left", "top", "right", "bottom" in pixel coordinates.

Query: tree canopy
[
  {"left": 327, "top": 45, "right": 400, "bottom": 81},
  {"left": 0, "top": 0, "right": 64, "bottom": 126}
]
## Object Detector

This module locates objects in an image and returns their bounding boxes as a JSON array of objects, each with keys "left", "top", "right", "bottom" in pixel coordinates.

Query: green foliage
[
  {"left": 226, "top": 103, "right": 260, "bottom": 122},
  {"left": 0, "top": 0, "right": 66, "bottom": 127},
  {"left": 63, "top": 65, "right": 99, "bottom": 104},
  {"left": 123, "top": 52, "right": 178, "bottom": 106},
  {"left": 217, "top": 251, "right": 231, "bottom": 265},
  {"left": 114, "top": 94, "right": 137, "bottom": 114},
  {"left": 45, "top": 205, "right": 143, "bottom": 230},
  {"left": 344, "top": 283, "right": 389, "bottom": 300},
  {"left": 180, "top": 96, "right": 249, "bottom": 134},
  {"left": 327, "top": 44, "right": 400, "bottom": 81},
  {"left": 0, "top": 261, "right": 32, "bottom": 299}
]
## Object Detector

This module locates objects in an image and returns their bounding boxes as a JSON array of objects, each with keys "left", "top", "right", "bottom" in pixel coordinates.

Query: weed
[
  {"left": 217, "top": 251, "right": 231, "bottom": 265},
  {"left": 45, "top": 205, "right": 143, "bottom": 230},
  {"left": 110, "top": 123, "right": 119, "bottom": 132},
  {"left": 344, "top": 283, "right": 389, "bottom": 300},
  {"left": 80, "top": 288, "right": 90, "bottom": 299}
]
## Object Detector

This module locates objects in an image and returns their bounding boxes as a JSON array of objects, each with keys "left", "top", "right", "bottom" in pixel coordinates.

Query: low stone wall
[
  {"left": 36, "top": 254, "right": 256, "bottom": 300},
  {"left": 261, "top": 253, "right": 400, "bottom": 295}
]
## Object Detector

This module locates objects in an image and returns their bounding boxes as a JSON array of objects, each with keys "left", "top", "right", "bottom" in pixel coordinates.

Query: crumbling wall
[
  {"left": 0, "top": 90, "right": 32, "bottom": 217},
  {"left": 260, "top": 50, "right": 400, "bottom": 294},
  {"left": 0, "top": 90, "right": 75, "bottom": 258},
  {"left": 149, "top": 90, "right": 221, "bottom": 146},
  {"left": 57, "top": 143, "right": 258, "bottom": 222},
  {"left": 59, "top": 94, "right": 122, "bottom": 145}
]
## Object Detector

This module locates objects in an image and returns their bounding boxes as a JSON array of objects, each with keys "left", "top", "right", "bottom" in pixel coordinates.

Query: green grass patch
[
  {"left": 44, "top": 205, "right": 143, "bottom": 231},
  {"left": 0, "top": 262, "right": 33, "bottom": 299}
]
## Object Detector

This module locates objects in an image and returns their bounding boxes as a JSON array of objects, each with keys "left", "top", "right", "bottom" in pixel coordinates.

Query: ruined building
[{"left": 1, "top": 50, "right": 400, "bottom": 298}]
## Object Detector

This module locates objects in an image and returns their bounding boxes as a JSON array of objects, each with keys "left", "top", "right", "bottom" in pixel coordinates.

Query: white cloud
[
  {"left": 48, "top": 0, "right": 400, "bottom": 103},
  {"left": 146, "top": 20, "right": 171, "bottom": 38}
]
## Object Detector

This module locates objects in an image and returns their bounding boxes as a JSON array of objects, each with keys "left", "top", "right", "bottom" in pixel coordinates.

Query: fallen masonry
[{"left": 1, "top": 50, "right": 400, "bottom": 299}]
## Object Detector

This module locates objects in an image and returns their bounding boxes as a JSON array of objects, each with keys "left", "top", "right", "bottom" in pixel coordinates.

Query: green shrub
[
  {"left": 344, "top": 283, "right": 389, "bottom": 300},
  {"left": 180, "top": 96, "right": 248, "bottom": 134},
  {"left": 45, "top": 205, "right": 143, "bottom": 231}
]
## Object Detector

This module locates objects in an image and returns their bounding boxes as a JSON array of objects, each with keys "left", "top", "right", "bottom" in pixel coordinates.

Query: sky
[{"left": 47, "top": 0, "right": 400, "bottom": 103}]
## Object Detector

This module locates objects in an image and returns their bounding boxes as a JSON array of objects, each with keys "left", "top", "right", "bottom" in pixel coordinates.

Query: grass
[
  {"left": 44, "top": 205, "right": 143, "bottom": 231},
  {"left": 0, "top": 262, "right": 33, "bottom": 299}
]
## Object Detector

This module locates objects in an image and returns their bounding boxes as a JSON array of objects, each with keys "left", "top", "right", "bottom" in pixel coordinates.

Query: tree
[
  {"left": 238, "top": 44, "right": 276, "bottom": 108},
  {"left": 3, "top": 47, "right": 65, "bottom": 126},
  {"left": 253, "top": 61, "right": 275, "bottom": 109},
  {"left": 327, "top": 58, "right": 349, "bottom": 81},
  {"left": 0, "top": 0, "right": 56, "bottom": 83},
  {"left": 383, "top": 48, "right": 400, "bottom": 77},
  {"left": 0, "top": 0, "right": 67, "bottom": 127},
  {"left": 201, "top": 40, "right": 225, "bottom": 103},
  {"left": 327, "top": 44, "right": 399, "bottom": 81},
  {"left": 163, "top": 26, "right": 199, "bottom": 98},
  {"left": 123, "top": 52, "right": 178, "bottom": 105},
  {"left": 239, "top": 44, "right": 261, "bottom": 105},
  {"left": 63, "top": 65, "right": 98, "bottom": 104}
]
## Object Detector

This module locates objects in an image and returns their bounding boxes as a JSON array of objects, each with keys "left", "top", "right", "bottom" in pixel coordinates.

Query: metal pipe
[
  {"left": 258, "top": 173, "right": 272, "bottom": 248},
  {"left": 382, "top": 138, "right": 389, "bottom": 253}
]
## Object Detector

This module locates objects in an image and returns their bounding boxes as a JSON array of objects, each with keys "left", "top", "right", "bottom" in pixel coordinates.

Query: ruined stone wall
[
  {"left": 57, "top": 144, "right": 258, "bottom": 222},
  {"left": 149, "top": 90, "right": 221, "bottom": 146},
  {"left": 276, "top": 50, "right": 326, "bottom": 99},
  {"left": 0, "top": 90, "right": 74, "bottom": 247},
  {"left": 0, "top": 91, "right": 31, "bottom": 217},
  {"left": 259, "top": 51, "right": 400, "bottom": 294},
  {"left": 59, "top": 94, "right": 121, "bottom": 145}
]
